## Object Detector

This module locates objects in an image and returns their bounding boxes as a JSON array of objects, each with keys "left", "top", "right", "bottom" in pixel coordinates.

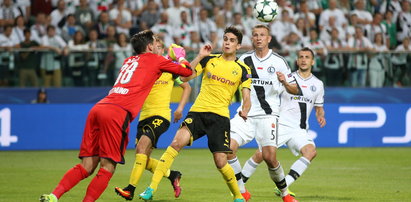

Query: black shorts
[
  {"left": 136, "top": 116, "right": 170, "bottom": 148},
  {"left": 181, "top": 112, "right": 231, "bottom": 153}
]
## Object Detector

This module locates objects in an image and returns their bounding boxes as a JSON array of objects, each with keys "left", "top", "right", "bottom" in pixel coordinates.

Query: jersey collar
[{"left": 253, "top": 49, "right": 272, "bottom": 62}]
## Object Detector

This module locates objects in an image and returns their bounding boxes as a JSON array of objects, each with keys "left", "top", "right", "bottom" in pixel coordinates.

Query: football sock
[
  {"left": 228, "top": 157, "right": 246, "bottom": 193},
  {"left": 268, "top": 162, "right": 288, "bottom": 197},
  {"left": 241, "top": 157, "right": 260, "bottom": 183},
  {"left": 52, "top": 164, "right": 89, "bottom": 198},
  {"left": 129, "top": 153, "right": 148, "bottom": 187},
  {"left": 218, "top": 163, "right": 243, "bottom": 199},
  {"left": 149, "top": 146, "right": 178, "bottom": 191},
  {"left": 83, "top": 168, "right": 113, "bottom": 202},
  {"left": 286, "top": 156, "right": 310, "bottom": 186},
  {"left": 146, "top": 157, "right": 171, "bottom": 177}
]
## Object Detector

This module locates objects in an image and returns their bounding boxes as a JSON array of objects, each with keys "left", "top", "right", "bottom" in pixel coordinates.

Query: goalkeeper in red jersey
[
  {"left": 39, "top": 30, "right": 193, "bottom": 202},
  {"left": 114, "top": 39, "right": 191, "bottom": 200}
]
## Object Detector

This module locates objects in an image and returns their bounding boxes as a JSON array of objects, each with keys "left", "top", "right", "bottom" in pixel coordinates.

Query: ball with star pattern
[{"left": 253, "top": 0, "right": 279, "bottom": 23}]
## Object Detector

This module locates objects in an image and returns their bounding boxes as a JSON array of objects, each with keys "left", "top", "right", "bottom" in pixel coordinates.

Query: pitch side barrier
[{"left": 0, "top": 88, "right": 410, "bottom": 150}]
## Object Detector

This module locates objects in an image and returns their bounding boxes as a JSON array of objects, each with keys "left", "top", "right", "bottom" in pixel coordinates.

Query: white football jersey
[
  {"left": 279, "top": 71, "right": 324, "bottom": 129},
  {"left": 238, "top": 50, "right": 294, "bottom": 117}
]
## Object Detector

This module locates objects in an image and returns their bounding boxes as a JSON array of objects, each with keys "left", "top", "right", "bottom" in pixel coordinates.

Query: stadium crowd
[{"left": 0, "top": 0, "right": 410, "bottom": 88}]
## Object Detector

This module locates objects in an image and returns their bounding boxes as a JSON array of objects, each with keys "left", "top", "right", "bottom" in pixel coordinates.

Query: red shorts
[{"left": 79, "top": 103, "right": 130, "bottom": 164}]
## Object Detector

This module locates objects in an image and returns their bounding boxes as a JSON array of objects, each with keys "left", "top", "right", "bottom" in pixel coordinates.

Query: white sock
[
  {"left": 268, "top": 162, "right": 288, "bottom": 197},
  {"left": 228, "top": 157, "right": 246, "bottom": 193},
  {"left": 241, "top": 157, "right": 260, "bottom": 183},
  {"left": 286, "top": 157, "right": 310, "bottom": 186}
]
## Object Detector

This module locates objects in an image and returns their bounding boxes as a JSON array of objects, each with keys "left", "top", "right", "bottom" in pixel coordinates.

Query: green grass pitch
[{"left": 0, "top": 147, "right": 410, "bottom": 202}]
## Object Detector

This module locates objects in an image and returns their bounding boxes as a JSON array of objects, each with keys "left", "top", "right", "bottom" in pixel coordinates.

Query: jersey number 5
[{"left": 114, "top": 61, "right": 139, "bottom": 85}]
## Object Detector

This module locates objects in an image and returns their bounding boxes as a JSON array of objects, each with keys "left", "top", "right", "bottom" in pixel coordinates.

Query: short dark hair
[
  {"left": 224, "top": 26, "right": 243, "bottom": 44},
  {"left": 130, "top": 30, "right": 155, "bottom": 54},
  {"left": 299, "top": 47, "right": 315, "bottom": 58},
  {"left": 23, "top": 28, "right": 31, "bottom": 34}
]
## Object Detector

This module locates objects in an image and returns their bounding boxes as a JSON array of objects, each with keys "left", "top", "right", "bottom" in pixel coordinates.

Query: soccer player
[
  {"left": 39, "top": 30, "right": 193, "bottom": 202},
  {"left": 114, "top": 40, "right": 191, "bottom": 200},
  {"left": 240, "top": 47, "right": 326, "bottom": 198},
  {"left": 139, "top": 26, "right": 252, "bottom": 202},
  {"left": 227, "top": 24, "right": 299, "bottom": 202}
]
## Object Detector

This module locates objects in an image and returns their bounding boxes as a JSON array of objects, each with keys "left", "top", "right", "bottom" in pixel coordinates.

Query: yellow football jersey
[
  {"left": 139, "top": 72, "right": 176, "bottom": 121},
  {"left": 190, "top": 54, "right": 251, "bottom": 118}
]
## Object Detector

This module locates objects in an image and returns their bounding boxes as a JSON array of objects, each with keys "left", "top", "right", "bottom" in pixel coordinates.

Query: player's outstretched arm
[
  {"left": 180, "top": 44, "right": 212, "bottom": 82},
  {"left": 173, "top": 81, "right": 191, "bottom": 123},
  {"left": 276, "top": 72, "right": 299, "bottom": 95},
  {"left": 315, "top": 106, "right": 326, "bottom": 128},
  {"left": 239, "top": 87, "right": 251, "bottom": 121}
]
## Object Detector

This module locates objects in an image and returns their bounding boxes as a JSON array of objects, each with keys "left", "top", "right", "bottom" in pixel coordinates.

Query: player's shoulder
[
  {"left": 239, "top": 50, "right": 255, "bottom": 58},
  {"left": 270, "top": 51, "right": 291, "bottom": 70},
  {"left": 200, "top": 54, "right": 220, "bottom": 64},
  {"left": 234, "top": 59, "right": 250, "bottom": 71}
]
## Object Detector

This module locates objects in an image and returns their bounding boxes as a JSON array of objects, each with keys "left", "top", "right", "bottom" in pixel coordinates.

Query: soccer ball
[{"left": 253, "top": 0, "right": 279, "bottom": 23}]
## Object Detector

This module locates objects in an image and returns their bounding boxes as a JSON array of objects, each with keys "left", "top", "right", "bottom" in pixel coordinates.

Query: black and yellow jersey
[
  {"left": 139, "top": 72, "right": 180, "bottom": 121},
  {"left": 190, "top": 54, "right": 252, "bottom": 118}
]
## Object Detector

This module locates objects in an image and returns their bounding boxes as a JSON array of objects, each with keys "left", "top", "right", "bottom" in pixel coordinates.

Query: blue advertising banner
[{"left": 0, "top": 103, "right": 410, "bottom": 151}]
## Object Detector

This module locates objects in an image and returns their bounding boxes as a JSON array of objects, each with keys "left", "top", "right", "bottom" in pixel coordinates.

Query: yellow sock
[
  {"left": 149, "top": 146, "right": 178, "bottom": 191},
  {"left": 146, "top": 157, "right": 171, "bottom": 177},
  {"left": 218, "top": 163, "right": 243, "bottom": 199},
  {"left": 129, "top": 154, "right": 148, "bottom": 187}
]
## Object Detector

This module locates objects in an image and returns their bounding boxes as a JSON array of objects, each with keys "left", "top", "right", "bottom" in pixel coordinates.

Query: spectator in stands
[
  {"left": 242, "top": 5, "right": 259, "bottom": 38},
  {"left": 270, "top": 9, "right": 298, "bottom": 44},
  {"left": 294, "top": 0, "right": 316, "bottom": 28},
  {"left": 151, "top": 12, "right": 174, "bottom": 47},
  {"left": 139, "top": 0, "right": 160, "bottom": 30},
  {"left": 347, "top": 26, "right": 373, "bottom": 87},
  {"left": 190, "top": 0, "right": 202, "bottom": 23},
  {"left": 85, "top": 29, "right": 106, "bottom": 86},
  {"left": 30, "top": 12, "right": 48, "bottom": 42},
  {"left": 305, "top": 0, "right": 323, "bottom": 17},
  {"left": 324, "top": 27, "right": 348, "bottom": 86},
  {"left": 166, "top": 0, "right": 190, "bottom": 28},
  {"left": 221, "top": 0, "right": 234, "bottom": 23},
  {"left": 186, "top": 30, "right": 204, "bottom": 51},
  {"left": 89, "top": 0, "right": 113, "bottom": 17},
  {"left": 351, "top": 0, "right": 373, "bottom": 25},
  {"left": 382, "top": 10, "right": 397, "bottom": 49},
  {"left": 173, "top": 10, "right": 195, "bottom": 48},
  {"left": 113, "top": 33, "right": 133, "bottom": 78},
  {"left": 396, "top": 0, "right": 411, "bottom": 43},
  {"left": 319, "top": 0, "right": 347, "bottom": 31},
  {"left": 31, "top": 0, "right": 53, "bottom": 17},
  {"left": 304, "top": 28, "right": 327, "bottom": 78},
  {"left": 346, "top": 13, "right": 359, "bottom": 42},
  {"left": 67, "top": 31, "right": 88, "bottom": 86},
  {"left": 16, "top": 29, "right": 40, "bottom": 87},
  {"left": 50, "top": 0, "right": 67, "bottom": 28},
  {"left": 61, "top": 14, "right": 85, "bottom": 42},
  {"left": 231, "top": 12, "right": 252, "bottom": 49},
  {"left": 295, "top": 18, "right": 310, "bottom": 42},
  {"left": 0, "top": 0, "right": 22, "bottom": 27},
  {"left": 369, "top": 32, "right": 389, "bottom": 87},
  {"left": 0, "top": 24, "right": 19, "bottom": 86},
  {"left": 391, "top": 37, "right": 411, "bottom": 87},
  {"left": 214, "top": 14, "right": 225, "bottom": 50},
  {"left": 276, "top": 0, "right": 294, "bottom": 21},
  {"left": 13, "top": 0, "right": 30, "bottom": 22},
  {"left": 12, "top": 15, "right": 28, "bottom": 43},
  {"left": 109, "top": 0, "right": 132, "bottom": 35},
  {"left": 281, "top": 32, "right": 302, "bottom": 70},
  {"left": 320, "top": 16, "right": 346, "bottom": 42},
  {"left": 379, "top": 0, "right": 401, "bottom": 23},
  {"left": 31, "top": 88, "right": 49, "bottom": 104},
  {"left": 94, "top": 11, "right": 111, "bottom": 39},
  {"left": 194, "top": 8, "right": 217, "bottom": 47},
  {"left": 74, "top": 0, "right": 95, "bottom": 35},
  {"left": 338, "top": 0, "right": 352, "bottom": 17},
  {"left": 40, "top": 25, "right": 67, "bottom": 87},
  {"left": 364, "top": 13, "right": 387, "bottom": 46},
  {"left": 99, "top": 25, "right": 117, "bottom": 85}
]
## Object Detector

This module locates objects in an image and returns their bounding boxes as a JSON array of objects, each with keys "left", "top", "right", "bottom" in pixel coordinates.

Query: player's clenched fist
[{"left": 168, "top": 44, "right": 186, "bottom": 62}]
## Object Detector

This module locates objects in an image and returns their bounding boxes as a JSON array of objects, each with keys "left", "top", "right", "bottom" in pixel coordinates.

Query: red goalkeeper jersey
[{"left": 98, "top": 52, "right": 192, "bottom": 120}]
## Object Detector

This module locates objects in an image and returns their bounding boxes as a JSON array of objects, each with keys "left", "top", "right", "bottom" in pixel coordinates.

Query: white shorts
[
  {"left": 277, "top": 124, "right": 315, "bottom": 156},
  {"left": 230, "top": 114, "right": 279, "bottom": 149}
]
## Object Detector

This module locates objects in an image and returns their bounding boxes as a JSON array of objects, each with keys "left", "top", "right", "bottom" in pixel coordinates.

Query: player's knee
[{"left": 302, "top": 146, "right": 317, "bottom": 161}]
